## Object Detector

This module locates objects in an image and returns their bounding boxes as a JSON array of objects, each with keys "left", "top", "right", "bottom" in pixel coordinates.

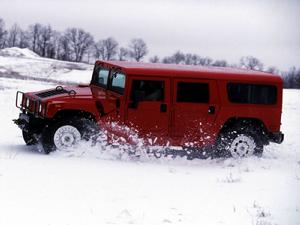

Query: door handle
[
  {"left": 208, "top": 106, "right": 215, "bottom": 114},
  {"left": 160, "top": 103, "right": 167, "bottom": 112}
]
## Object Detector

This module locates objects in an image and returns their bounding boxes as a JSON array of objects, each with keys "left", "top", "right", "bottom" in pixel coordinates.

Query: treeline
[
  {"left": 151, "top": 51, "right": 300, "bottom": 88},
  {"left": 0, "top": 18, "right": 148, "bottom": 62},
  {"left": 0, "top": 18, "right": 299, "bottom": 88}
]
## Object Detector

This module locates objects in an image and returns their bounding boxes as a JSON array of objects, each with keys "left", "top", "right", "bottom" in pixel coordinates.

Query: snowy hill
[
  {"left": 0, "top": 47, "right": 40, "bottom": 58},
  {"left": 0, "top": 49, "right": 299, "bottom": 225},
  {"left": 0, "top": 47, "right": 93, "bottom": 84}
]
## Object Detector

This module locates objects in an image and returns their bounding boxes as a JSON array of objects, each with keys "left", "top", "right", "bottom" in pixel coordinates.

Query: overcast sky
[{"left": 0, "top": 0, "right": 299, "bottom": 70}]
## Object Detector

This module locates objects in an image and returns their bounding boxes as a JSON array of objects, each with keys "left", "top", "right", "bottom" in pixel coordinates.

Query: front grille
[
  {"left": 16, "top": 91, "right": 46, "bottom": 118},
  {"left": 36, "top": 88, "right": 69, "bottom": 98}
]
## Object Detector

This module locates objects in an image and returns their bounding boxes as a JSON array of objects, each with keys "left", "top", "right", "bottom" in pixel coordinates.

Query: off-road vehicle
[{"left": 14, "top": 61, "right": 284, "bottom": 158}]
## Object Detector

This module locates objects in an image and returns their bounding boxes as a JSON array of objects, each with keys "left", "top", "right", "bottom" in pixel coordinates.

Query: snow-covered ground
[
  {"left": 0, "top": 48, "right": 299, "bottom": 225},
  {"left": 0, "top": 47, "right": 93, "bottom": 84}
]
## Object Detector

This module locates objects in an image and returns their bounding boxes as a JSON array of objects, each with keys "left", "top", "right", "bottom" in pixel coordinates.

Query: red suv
[{"left": 14, "top": 61, "right": 284, "bottom": 158}]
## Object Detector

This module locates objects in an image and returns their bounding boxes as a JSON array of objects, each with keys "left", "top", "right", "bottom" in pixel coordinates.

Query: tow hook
[
  {"left": 13, "top": 119, "right": 27, "bottom": 130},
  {"left": 13, "top": 118, "right": 21, "bottom": 125}
]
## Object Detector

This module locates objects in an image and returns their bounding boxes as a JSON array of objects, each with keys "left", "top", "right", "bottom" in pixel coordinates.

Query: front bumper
[
  {"left": 268, "top": 131, "right": 284, "bottom": 144},
  {"left": 13, "top": 113, "right": 47, "bottom": 135}
]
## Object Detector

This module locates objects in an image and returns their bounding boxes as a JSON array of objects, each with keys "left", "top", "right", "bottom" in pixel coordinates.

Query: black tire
[
  {"left": 41, "top": 117, "right": 99, "bottom": 154},
  {"left": 22, "top": 130, "right": 38, "bottom": 145},
  {"left": 216, "top": 127, "right": 264, "bottom": 158}
]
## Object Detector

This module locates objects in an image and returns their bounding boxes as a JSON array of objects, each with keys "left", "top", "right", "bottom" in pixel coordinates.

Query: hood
[
  {"left": 29, "top": 84, "right": 110, "bottom": 101},
  {"left": 21, "top": 85, "right": 119, "bottom": 118},
  {"left": 28, "top": 84, "right": 119, "bottom": 111},
  {"left": 32, "top": 85, "right": 90, "bottom": 99}
]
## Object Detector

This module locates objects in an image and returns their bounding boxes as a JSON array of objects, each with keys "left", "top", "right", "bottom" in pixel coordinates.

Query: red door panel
[
  {"left": 172, "top": 79, "right": 219, "bottom": 147},
  {"left": 126, "top": 77, "right": 170, "bottom": 145}
]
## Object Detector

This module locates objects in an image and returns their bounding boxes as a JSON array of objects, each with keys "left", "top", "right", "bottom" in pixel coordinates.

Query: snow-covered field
[{"left": 0, "top": 48, "right": 299, "bottom": 225}]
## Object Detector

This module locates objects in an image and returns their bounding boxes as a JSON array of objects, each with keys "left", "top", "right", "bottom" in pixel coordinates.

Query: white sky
[{"left": 0, "top": 0, "right": 299, "bottom": 70}]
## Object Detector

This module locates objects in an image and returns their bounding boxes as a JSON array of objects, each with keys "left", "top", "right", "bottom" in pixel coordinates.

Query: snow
[
  {"left": 0, "top": 49, "right": 300, "bottom": 225},
  {"left": 0, "top": 47, "right": 93, "bottom": 84},
  {"left": 0, "top": 47, "right": 40, "bottom": 58}
]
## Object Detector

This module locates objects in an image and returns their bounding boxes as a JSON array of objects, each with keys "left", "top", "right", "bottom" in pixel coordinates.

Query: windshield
[{"left": 92, "top": 65, "right": 109, "bottom": 88}]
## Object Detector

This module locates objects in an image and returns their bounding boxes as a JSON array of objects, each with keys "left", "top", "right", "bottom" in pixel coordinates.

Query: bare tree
[
  {"left": 149, "top": 55, "right": 160, "bottom": 63},
  {"left": 118, "top": 47, "right": 129, "bottom": 61},
  {"left": 94, "top": 37, "right": 118, "bottom": 60},
  {"left": 19, "top": 30, "right": 30, "bottom": 48},
  {"left": 240, "top": 56, "right": 264, "bottom": 71},
  {"left": 46, "top": 30, "right": 61, "bottom": 59},
  {"left": 38, "top": 25, "right": 53, "bottom": 57},
  {"left": 129, "top": 38, "right": 148, "bottom": 62},
  {"left": 283, "top": 67, "right": 300, "bottom": 88},
  {"left": 28, "top": 23, "right": 42, "bottom": 53},
  {"left": 173, "top": 51, "right": 185, "bottom": 64},
  {"left": 198, "top": 57, "right": 213, "bottom": 66},
  {"left": 295, "top": 69, "right": 300, "bottom": 88},
  {"left": 212, "top": 60, "right": 228, "bottom": 67},
  {"left": 184, "top": 53, "right": 200, "bottom": 65},
  {"left": 85, "top": 45, "right": 95, "bottom": 63},
  {"left": 162, "top": 51, "right": 185, "bottom": 64},
  {"left": 57, "top": 34, "right": 71, "bottom": 61},
  {"left": 266, "top": 66, "right": 279, "bottom": 75},
  {"left": 7, "top": 23, "right": 21, "bottom": 47},
  {"left": 63, "top": 28, "right": 94, "bottom": 62},
  {"left": 0, "top": 18, "right": 7, "bottom": 49},
  {"left": 162, "top": 56, "right": 173, "bottom": 64}
]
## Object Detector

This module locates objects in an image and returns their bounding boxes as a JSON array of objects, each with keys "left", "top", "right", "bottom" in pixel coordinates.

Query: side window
[
  {"left": 130, "top": 80, "right": 164, "bottom": 101},
  {"left": 176, "top": 82, "right": 209, "bottom": 103},
  {"left": 111, "top": 71, "right": 126, "bottom": 95},
  {"left": 227, "top": 83, "right": 277, "bottom": 105}
]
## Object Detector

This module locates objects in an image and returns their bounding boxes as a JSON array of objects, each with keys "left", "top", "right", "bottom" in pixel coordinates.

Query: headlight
[
  {"left": 39, "top": 104, "right": 42, "bottom": 113},
  {"left": 26, "top": 99, "right": 30, "bottom": 107}
]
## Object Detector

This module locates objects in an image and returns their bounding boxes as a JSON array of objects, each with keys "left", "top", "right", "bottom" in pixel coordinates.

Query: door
[
  {"left": 126, "top": 77, "right": 170, "bottom": 144},
  {"left": 172, "top": 79, "right": 219, "bottom": 147}
]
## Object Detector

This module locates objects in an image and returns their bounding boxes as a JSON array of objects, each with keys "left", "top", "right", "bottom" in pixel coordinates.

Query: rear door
[
  {"left": 171, "top": 79, "right": 219, "bottom": 147},
  {"left": 125, "top": 76, "right": 170, "bottom": 144}
]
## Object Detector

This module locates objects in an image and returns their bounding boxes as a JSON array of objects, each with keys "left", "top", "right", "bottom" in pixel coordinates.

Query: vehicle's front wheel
[
  {"left": 22, "top": 130, "right": 38, "bottom": 145},
  {"left": 217, "top": 129, "right": 263, "bottom": 158},
  {"left": 41, "top": 117, "right": 98, "bottom": 154}
]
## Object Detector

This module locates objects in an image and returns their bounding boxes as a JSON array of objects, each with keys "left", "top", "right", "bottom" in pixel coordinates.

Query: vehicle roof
[{"left": 96, "top": 60, "right": 282, "bottom": 83}]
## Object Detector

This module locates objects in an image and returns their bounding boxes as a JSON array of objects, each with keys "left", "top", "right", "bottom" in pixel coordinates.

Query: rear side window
[
  {"left": 227, "top": 83, "right": 277, "bottom": 105},
  {"left": 176, "top": 82, "right": 209, "bottom": 103}
]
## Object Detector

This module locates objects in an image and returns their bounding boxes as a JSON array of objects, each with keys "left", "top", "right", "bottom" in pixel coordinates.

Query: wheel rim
[
  {"left": 229, "top": 134, "right": 256, "bottom": 158},
  {"left": 53, "top": 125, "right": 81, "bottom": 150}
]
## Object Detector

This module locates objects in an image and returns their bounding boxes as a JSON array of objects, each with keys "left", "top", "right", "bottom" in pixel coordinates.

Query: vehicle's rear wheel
[
  {"left": 41, "top": 117, "right": 99, "bottom": 154},
  {"left": 22, "top": 130, "right": 38, "bottom": 145},
  {"left": 217, "top": 128, "right": 263, "bottom": 158}
]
